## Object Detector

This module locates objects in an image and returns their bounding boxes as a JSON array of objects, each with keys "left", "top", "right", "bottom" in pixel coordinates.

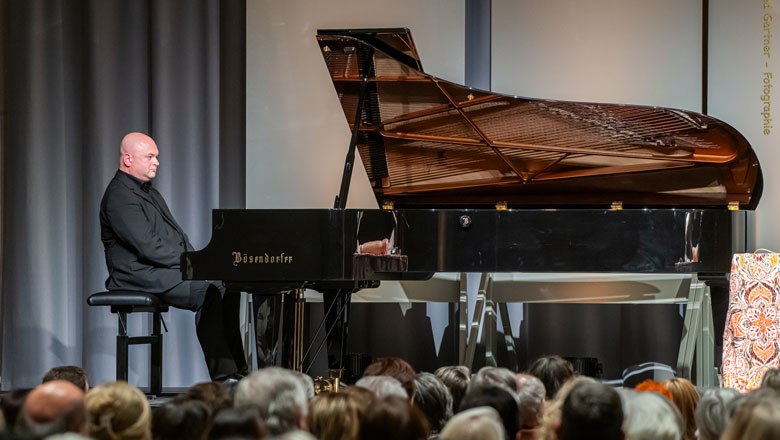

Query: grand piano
[{"left": 183, "top": 28, "right": 763, "bottom": 385}]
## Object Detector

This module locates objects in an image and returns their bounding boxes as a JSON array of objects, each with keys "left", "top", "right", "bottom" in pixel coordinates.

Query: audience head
[
  {"left": 760, "top": 367, "right": 780, "bottom": 393},
  {"left": 634, "top": 379, "right": 673, "bottom": 400},
  {"left": 85, "top": 381, "right": 151, "bottom": 440},
  {"left": 362, "top": 356, "right": 416, "bottom": 399},
  {"left": 721, "top": 394, "right": 780, "bottom": 440},
  {"left": 695, "top": 387, "right": 739, "bottom": 440},
  {"left": 19, "top": 380, "right": 87, "bottom": 437},
  {"left": 0, "top": 388, "right": 33, "bottom": 431},
  {"left": 526, "top": 355, "right": 575, "bottom": 400},
  {"left": 558, "top": 381, "right": 623, "bottom": 440},
  {"left": 622, "top": 389, "right": 683, "bottom": 440},
  {"left": 354, "top": 375, "right": 408, "bottom": 399},
  {"left": 307, "top": 392, "right": 361, "bottom": 440},
  {"left": 663, "top": 377, "right": 699, "bottom": 440},
  {"left": 183, "top": 381, "right": 232, "bottom": 414},
  {"left": 208, "top": 406, "right": 266, "bottom": 440},
  {"left": 515, "top": 373, "right": 546, "bottom": 430},
  {"left": 42, "top": 366, "right": 90, "bottom": 393},
  {"left": 459, "top": 383, "right": 519, "bottom": 440},
  {"left": 434, "top": 365, "right": 471, "bottom": 412},
  {"left": 440, "top": 406, "right": 506, "bottom": 440},
  {"left": 537, "top": 376, "right": 596, "bottom": 440},
  {"left": 412, "top": 372, "right": 453, "bottom": 434},
  {"left": 358, "top": 395, "right": 428, "bottom": 440},
  {"left": 473, "top": 367, "right": 518, "bottom": 393},
  {"left": 342, "top": 385, "right": 376, "bottom": 416},
  {"left": 234, "top": 367, "right": 308, "bottom": 435},
  {"left": 152, "top": 396, "right": 211, "bottom": 440}
]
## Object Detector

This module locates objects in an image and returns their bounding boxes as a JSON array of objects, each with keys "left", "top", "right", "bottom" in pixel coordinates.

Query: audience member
[
  {"left": 306, "top": 392, "right": 361, "bottom": 440},
  {"left": 355, "top": 375, "right": 408, "bottom": 399},
  {"left": 0, "top": 388, "right": 33, "bottom": 432},
  {"left": 413, "top": 372, "right": 453, "bottom": 437},
  {"left": 760, "top": 367, "right": 780, "bottom": 393},
  {"left": 85, "top": 381, "right": 151, "bottom": 440},
  {"left": 622, "top": 389, "right": 683, "bottom": 440},
  {"left": 152, "top": 396, "right": 211, "bottom": 440},
  {"left": 17, "top": 380, "right": 87, "bottom": 438},
  {"left": 440, "top": 406, "right": 506, "bottom": 440},
  {"left": 635, "top": 379, "right": 673, "bottom": 400},
  {"left": 358, "top": 395, "right": 428, "bottom": 440},
  {"left": 515, "top": 373, "right": 546, "bottom": 434},
  {"left": 663, "top": 377, "right": 699, "bottom": 440},
  {"left": 208, "top": 406, "right": 266, "bottom": 439},
  {"left": 537, "top": 376, "right": 595, "bottom": 440},
  {"left": 526, "top": 355, "right": 574, "bottom": 400},
  {"left": 42, "top": 366, "right": 90, "bottom": 392},
  {"left": 434, "top": 365, "right": 470, "bottom": 412},
  {"left": 183, "top": 381, "right": 233, "bottom": 414},
  {"left": 557, "top": 381, "right": 623, "bottom": 440},
  {"left": 721, "top": 394, "right": 780, "bottom": 440},
  {"left": 362, "top": 356, "right": 417, "bottom": 399},
  {"left": 459, "top": 383, "right": 519, "bottom": 440},
  {"left": 695, "top": 387, "right": 739, "bottom": 440},
  {"left": 473, "top": 367, "right": 518, "bottom": 393},
  {"left": 234, "top": 367, "right": 308, "bottom": 435}
]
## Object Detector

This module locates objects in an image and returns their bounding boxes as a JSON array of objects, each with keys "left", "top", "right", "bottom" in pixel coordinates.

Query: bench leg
[
  {"left": 150, "top": 311, "right": 163, "bottom": 396},
  {"left": 117, "top": 312, "right": 129, "bottom": 382}
]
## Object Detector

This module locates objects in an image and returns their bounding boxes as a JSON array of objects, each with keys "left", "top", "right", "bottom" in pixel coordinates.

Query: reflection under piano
[{"left": 183, "top": 28, "right": 762, "bottom": 387}]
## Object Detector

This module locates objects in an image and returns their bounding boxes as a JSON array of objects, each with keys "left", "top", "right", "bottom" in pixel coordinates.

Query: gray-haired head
[
  {"left": 440, "top": 406, "right": 506, "bottom": 440},
  {"left": 413, "top": 372, "right": 453, "bottom": 433},
  {"left": 234, "top": 367, "right": 308, "bottom": 435},
  {"left": 694, "top": 387, "right": 739, "bottom": 440},
  {"left": 622, "top": 389, "right": 683, "bottom": 440},
  {"left": 355, "top": 375, "right": 409, "bottom": 399}
]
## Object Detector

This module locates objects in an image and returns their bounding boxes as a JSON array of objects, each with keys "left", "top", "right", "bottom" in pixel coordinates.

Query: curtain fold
[{"left": 2, "top": 0, "right": 244, "bottom": 389}]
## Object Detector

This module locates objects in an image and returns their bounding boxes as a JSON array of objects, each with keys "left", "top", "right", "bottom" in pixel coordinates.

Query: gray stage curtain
[{"left": 1, "top": 0, "right": 245, "bottom": 389}]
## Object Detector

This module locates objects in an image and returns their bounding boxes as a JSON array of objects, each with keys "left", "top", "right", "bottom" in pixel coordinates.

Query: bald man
[
  {"left": 18, "top": 380, "right": 87, "bottom": 436},
  {"left": 100, "top": 132, "right": 247, "bottom": 381}
]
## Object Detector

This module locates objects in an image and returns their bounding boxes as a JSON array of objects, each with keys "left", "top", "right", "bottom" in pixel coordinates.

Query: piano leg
[{"left": 323, "top": 289, "right": 352, "bottom": 379}]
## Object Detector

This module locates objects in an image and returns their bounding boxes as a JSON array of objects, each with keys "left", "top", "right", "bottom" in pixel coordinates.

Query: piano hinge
[
  {"left": 495, "top": 201, "right": 508, "bottom": 211},
  {"left": 610, "top": 201, "right": 623, "bottom": 210},
  {"left": 728, "top": 201, "right": 740, "bottom": 211},
  {"left": 382, "top": 201, "right": 395, "bottom": 210}
]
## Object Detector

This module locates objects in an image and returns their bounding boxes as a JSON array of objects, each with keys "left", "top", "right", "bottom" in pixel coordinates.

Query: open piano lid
[{"left": 317, "top": 28, "right": 763, "bottom": 210}]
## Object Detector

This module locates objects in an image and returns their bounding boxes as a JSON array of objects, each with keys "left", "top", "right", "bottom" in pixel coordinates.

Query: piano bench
[{"left": 87, "top": 291, "right": 169, "bottom": 396}]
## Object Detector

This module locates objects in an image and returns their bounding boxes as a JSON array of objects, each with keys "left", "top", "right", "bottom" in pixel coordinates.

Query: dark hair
[
  {"left": 559, "top": 382, "right": 623, "bottom": 440},
  {"left": 362, "top": 357, "right": 416, "bottom": 399},
  {"left": 359, "top": 395, "right": 428, "bottom": 440},
  {"left": 433, "top": 365, "right": 470, "bottom": 412},
  {"left": 413, "top": 372, "right": 453, "bottom": 433},
  {"left": 152, "top": 397, "right": 211, "bottom": 440},
  {"left": 0, "top": 388, "right": 33, "bottom": 429},
  {"left": 208, "top": 406, "right": 266, "bottom": 440},
  {"left": 526, "top": 355, "right": 575, "bottom": 399},
  {"left": 42, "top": 366, "right": 89, "bottom": 392},
  {"left": 458, "top": 383, "right": 519, "bottom": 440}
]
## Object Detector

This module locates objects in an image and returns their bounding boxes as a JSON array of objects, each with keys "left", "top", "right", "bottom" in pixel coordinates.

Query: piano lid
[{"left": 316, "top": 28, "right": 763, "bottom": 210}]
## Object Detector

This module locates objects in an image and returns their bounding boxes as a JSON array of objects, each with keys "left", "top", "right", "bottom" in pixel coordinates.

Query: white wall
[
  {"left": 492, "top": 0, "right": 702, "bottom": 111},
  {"left": 246, "top": 0, "right": 465, "bottom": 209},
  {"left": 710, "top": 0, "right": 779, "bottom": 249}
]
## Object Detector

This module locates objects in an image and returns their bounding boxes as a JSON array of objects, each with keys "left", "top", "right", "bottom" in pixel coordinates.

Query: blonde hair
[
  {"left": 721, "top": 397, "right": 780, "bottom": 440},
  {"left": 307, "top": 392, "right": 361, "bottom": 440},
  {"left": 664, "top": 377, "right": 700, "bottom": 440},
  {"left": 537, "top": 375, "right": 596, "bottom": 440},
  {"left": 85, "top": 381, "right": 151, "bottom": 440}
]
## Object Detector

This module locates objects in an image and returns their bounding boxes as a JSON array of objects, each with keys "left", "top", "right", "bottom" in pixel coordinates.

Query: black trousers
[{"left": 160, "top": 281, "right": 248, "bottom": 380}]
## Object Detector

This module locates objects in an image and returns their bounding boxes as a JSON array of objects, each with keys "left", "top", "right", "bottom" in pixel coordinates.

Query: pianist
[{"left": 99, "top": 132, "right": 247, "bottom": 382}]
